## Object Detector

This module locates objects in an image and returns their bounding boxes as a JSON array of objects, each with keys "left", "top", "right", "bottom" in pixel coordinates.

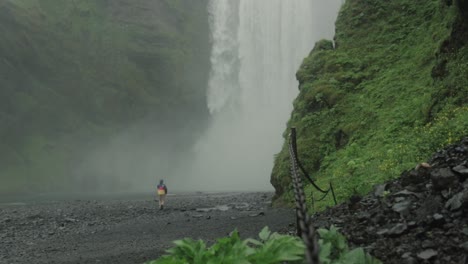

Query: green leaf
[
  {"left": 244, "top": 238, "right": 263, "bottom": 246},
  {"left": 340, "top": 248, "right": 367, "bottom": 263},
  {"left": 318, "top": 242, "right": 332, "bottom": 264},
  {"left": 258, "top": 226, "right": 271, "bottom": 241},
  {"left": 249, "top": 233, "right": 305, "bottom": 263},
  {"left": 146, "top": 226, "right": 381, "bottom": 264}
]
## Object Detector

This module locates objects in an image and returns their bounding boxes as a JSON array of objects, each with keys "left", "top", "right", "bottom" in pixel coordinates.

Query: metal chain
[
  {"left": 290, "top": 128, "right": 337, "bottom": 205},
  {"left": 289, "top": 135, "right": 320, "bottom": 264}
]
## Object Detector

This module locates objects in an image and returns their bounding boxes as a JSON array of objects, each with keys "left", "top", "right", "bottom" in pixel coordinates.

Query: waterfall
[
  {"left": 174, "top": 0, "right": 342, "bottom": 191},
  {"left": 206, "top": 0, "right": 240, "bottom": 114}
]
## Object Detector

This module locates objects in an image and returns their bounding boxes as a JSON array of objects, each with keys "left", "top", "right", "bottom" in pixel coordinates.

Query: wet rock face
[{"left": 311, "top": 137, "right": 468, "bottom": 263}]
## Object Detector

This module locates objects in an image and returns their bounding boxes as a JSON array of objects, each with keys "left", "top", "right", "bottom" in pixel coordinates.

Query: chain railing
[
  {"left": 288, "top": 132, "right": 319, "bottom": 263},
  {"left": 290, "top": 128, "right": 337, "bottom": 206},
  {"left": 288, "top": 127, "right": 338, "bottom": 264}
]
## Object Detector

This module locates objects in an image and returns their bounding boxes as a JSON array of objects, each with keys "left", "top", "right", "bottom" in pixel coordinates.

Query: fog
[
  {"left": 65, "top": 109, "right": 208, "bottom": 195},
  {"left": 0, "top": 1, "right": 342, "bottom": 199}
]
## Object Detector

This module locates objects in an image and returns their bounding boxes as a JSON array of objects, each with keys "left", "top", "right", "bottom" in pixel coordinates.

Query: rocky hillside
[
  {"left": 0, "top": 0, "right": 210, "bottom": 193},
  {"left": 271, "top": 0, "right": 468, "bottom": 206},
  {"left": 310, "top": 137, "right": 468, "bottom": 263}
]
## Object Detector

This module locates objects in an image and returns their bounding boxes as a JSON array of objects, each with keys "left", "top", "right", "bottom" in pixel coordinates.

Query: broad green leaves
[
  {"left": 147, "top": 227, "right": 304, "bottom": 264},
  {"left": 147, "top": 226, "right": 380, "bottom": 264},
  {"left": 318, "top": 226, "right": 381, "bottom": 264}
]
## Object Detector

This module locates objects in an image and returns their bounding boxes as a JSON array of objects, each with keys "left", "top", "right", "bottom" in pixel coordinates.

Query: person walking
[{"left": 157, "top": 180, "right": 168, "bottom": 210}]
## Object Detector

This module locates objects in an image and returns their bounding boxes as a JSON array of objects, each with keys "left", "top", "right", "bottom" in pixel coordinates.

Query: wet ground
[{"left": 0, "top": 192, "right": 295, "bottom": 264}]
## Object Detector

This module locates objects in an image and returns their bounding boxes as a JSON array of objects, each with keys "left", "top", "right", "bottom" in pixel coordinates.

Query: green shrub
[
  {"left": 318, "top": 226, "right": 381, "bottom": 264},
  {"left": 146, "top": 226, "right": 380, "bottom": 264}
]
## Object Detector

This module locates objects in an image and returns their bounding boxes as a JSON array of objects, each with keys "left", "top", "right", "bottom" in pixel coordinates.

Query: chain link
[{"left": 288, "top": 129, "right": 320, "bottom": 264}]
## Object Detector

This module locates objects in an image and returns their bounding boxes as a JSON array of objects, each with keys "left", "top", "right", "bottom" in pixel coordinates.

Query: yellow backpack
[{"left": 157, "top": 185, "right": 166, "bottom": 195}]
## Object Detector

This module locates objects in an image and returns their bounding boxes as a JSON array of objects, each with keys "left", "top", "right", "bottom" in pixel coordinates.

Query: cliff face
[
  {"left": 0, "top": 0, "right": 211, "bottom": 193},
  {"left": 271, "top": 0, "right": 468, "bottom": 205}
]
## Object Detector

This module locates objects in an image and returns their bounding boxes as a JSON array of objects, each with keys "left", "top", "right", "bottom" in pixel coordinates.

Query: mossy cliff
[
  {"left": 271, "top": 0, "right": 468, "bottom": 206},
  {"left": 0, "top": 0, "right": 210, "bottom": 193}
]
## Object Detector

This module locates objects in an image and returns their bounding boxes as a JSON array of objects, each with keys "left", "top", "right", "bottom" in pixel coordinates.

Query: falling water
[{"left": 175, "top": 0, "right": 342, "bottom": 191}]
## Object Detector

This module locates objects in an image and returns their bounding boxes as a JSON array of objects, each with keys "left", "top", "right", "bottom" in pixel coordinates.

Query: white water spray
[{"left": 175, "top": 0, "right": 342, "bottom": 191}]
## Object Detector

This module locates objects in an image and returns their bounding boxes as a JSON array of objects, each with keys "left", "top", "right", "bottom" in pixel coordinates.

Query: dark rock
[
  {"left": 462, "top": 228, "right": 468, "bottom": 236},
  {"left": 357, "top": 212, "right": 370, "bottom": 221},
  {"left": 348, "top": 195, "right": 362, "bottom": 210},
  {"left": 332, "top": 219, "right": 344, "bottom": 224},
  {"left": 422, "top": 240, "right": 435, "bottom": 248},
  {"left": 249, "top": 212, "right": 265, "bottom": 217},
  {"left": 401, "top": 170, "right": 426, "bottom": 186},
  {"left": 441, "top": 189, "right": 452, "bottom": 199},
  {"left": 402, "top": 257, "right": 417, "bottom": 264},
  {"left": 432, "top": 213, "right": 445, "bottom": 226},
  {"left": 366, "top": 226, "right": 376, "bottom": 233},
  {"left": 443, "top": 223, "right": 454, "bottom": 230},
  {"left": 377, "top": 229, "right": 388, "bottom": 236},
  {"left": 196, "top": 208, "right": 212, "bottom": 212},
  {"left": 445, "top": 192, "right": 463, "bottom": 211},
  {"left": 396, "top": 246, "right": 405, "bottom": 255},
  {"left": 452, "top": 165, "right": 468, "bottom": 179},
  {"left": 417, "top": 249, "right": 438, "bottom": 260},
  {"left": 392, "top": 201, "right": 411, "bottom": 214},
  {"left": 454, "top": 146, "right": 467, "bottom": 153},
  {"left": 351, "top": 236, "right": 366, "bottom": 244},
  {"left": 460, "top": 241, "right": 468, "bottom": 252},
  {"left": 451, "top": 211, "right": 463, "bottom": 218},
  {"left": 395, "top": 197, "right": 406, "bottom": 203},
  {"left": 374, "top": 184, "right": 387, "bottom": 197},
  {"left": 388, "top": 223, "right": 408, "bottom": 236},
  {"left": 402, "top": 252, "right": 412, "bottom": 258},
  {"left": 431, "top": 168, "right": 459, "bottom": 191},
  {"left": 393, "top": 189, "right": 422, "bottom": 198},
  {"left": 27, "top": 214, "right": 42, "bottom": 220}
]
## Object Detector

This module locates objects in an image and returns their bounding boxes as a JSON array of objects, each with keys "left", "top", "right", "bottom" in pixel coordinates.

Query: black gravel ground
[{"left": 0, "top": 192, "right": 295, "bottom": 264}]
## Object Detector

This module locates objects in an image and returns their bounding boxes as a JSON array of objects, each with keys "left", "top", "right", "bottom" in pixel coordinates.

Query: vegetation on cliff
[
  {"left": 271, "top": 0, "right": 468, "bottom": 206},
  {"left": 0, "top": 0, "right": 210, "bottom": 193}
]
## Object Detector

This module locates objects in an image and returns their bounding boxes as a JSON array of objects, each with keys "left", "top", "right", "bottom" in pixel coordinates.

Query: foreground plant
[
  {"left": 317, "top": 226, "right": 381, "bottom": 264},
  {"left": 146, "top": 226, "right": 380, "bottom": 264}
]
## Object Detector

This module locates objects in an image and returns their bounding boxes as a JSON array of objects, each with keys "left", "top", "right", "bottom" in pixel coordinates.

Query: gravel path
[{"left": 0, "top": 192, "right": 295, "bottom": 264}]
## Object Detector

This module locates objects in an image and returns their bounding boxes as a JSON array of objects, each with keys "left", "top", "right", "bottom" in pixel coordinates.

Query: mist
[
  {"left": 0, "top": 1, "right": 342, "bottom": 199},
  {"left": 169, "top": 0, "right": 343, "bottom": 192},
  {"left": 65, "top": 107, "right": 210, "bottom": 195}
]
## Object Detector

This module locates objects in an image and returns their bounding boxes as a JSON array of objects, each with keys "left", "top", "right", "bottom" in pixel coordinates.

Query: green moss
[{"left": 272, "top": 0, "right": 468, "bottom": 210}]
